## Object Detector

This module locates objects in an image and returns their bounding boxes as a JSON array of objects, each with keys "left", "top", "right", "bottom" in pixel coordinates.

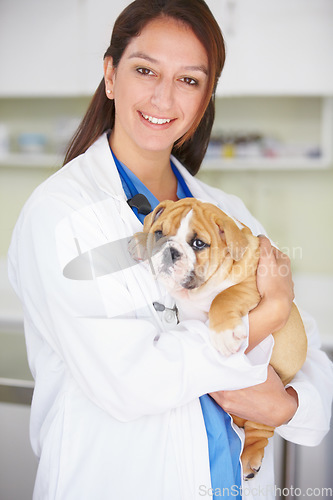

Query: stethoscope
[{"left": 111, "top": 148, "right": 193, "bottom": 219}]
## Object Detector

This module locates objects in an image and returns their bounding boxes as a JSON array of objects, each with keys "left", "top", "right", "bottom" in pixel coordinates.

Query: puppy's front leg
[
  {"left": 209, "top": 276, "right": 260, "bottom": 356},
  {"left": 232, "top": 416, "right": 275, "bottom": 480}
]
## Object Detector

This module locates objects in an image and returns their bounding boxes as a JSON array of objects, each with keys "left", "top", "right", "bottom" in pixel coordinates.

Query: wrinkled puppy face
[
  {"left": 138, "top": 199, "right": 240, "bottom": 293},
  {"left": 150, "top": 209, "right": 207, "bottom": 291}
]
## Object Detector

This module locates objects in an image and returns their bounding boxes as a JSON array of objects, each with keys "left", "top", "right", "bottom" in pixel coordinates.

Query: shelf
[
  {"left": 0, "top": 153, "right": 61, "bottom": 168},
  {"left": 202, "top": 156, "right": 332, "bottom": 171},
  {"left": 203, "top": 96, "right": 333, "bottom": 171},
  {"left": 2, "top": 154, "right": 331, "bottom": 172},
  {"left": 0, "top": 97, "right": 332, "bottom": 172}
]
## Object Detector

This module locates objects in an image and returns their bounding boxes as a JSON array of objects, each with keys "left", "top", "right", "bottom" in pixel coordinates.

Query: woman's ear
[{"left": 103, "top": 56, "right": 115, "bottom": 99}]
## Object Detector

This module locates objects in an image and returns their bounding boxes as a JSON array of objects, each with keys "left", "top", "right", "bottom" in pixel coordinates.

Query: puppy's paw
[
  {"left": 128, "top": 233, "right": 148, "bottom": 262},
  {"left": 211, "top": 323, "right": 247, "bottom": 356},
  {"left": 242, "top": 450, "right": 264, "bottom": 481}
]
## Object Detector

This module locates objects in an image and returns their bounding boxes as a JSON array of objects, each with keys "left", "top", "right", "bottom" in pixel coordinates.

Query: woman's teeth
[{"left": 141, "top": 113, "right": 171, "bottom": 125}]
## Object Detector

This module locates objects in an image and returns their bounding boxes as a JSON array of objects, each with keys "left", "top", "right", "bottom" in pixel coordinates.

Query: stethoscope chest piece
[{"left": 127, "top": 194, "right": 152, "bottom": 215}]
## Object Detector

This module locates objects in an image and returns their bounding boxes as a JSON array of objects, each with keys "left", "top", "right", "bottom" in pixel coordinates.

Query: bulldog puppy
[{"left": 129, "top": 198, "right": 307, "bottom": 479}]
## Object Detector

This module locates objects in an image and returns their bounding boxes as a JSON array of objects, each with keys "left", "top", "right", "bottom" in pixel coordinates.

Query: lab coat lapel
[{"left": 87, "top": 132, "right": 143, "bottom": 231}]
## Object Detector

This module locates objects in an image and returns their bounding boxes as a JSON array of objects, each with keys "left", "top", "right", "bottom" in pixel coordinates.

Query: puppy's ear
[
  {"left": 218, "top": 218, "right": 249, "bottom": 261},
  {"left": 143, "top": 201, "right": 171, "bottom": 232}
]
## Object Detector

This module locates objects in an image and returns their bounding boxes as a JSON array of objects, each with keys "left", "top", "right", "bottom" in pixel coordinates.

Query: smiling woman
[
  {"left": 103, "top": 16, "right": 209, "bottom": 198},
  {"left": 7, "top": 1, "right": 333, "bottom": 500}
]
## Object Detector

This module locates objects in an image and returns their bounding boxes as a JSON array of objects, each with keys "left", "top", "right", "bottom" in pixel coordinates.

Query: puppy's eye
[
  {"left": 155, "top": 230, "right": 163, "bottom": 241},
  {"left": 191, "top": 238, "right": 209, "bottom": 251}
]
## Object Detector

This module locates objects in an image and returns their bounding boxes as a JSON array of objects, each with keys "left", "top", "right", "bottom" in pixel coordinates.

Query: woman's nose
[{"left": 150, "top": 78, "right": 174, "bottom": 111}]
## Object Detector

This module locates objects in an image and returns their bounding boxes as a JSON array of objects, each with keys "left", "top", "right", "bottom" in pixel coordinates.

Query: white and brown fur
[{"left": 129, "top": 198, "right": 307, "bottom": 479}]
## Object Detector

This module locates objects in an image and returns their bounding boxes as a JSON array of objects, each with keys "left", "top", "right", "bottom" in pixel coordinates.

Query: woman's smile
[
  {"left": 140, "top": 112, "right": 173, "bottom": 125},
  {"left": 139, "top": 111, "right": 175, "bottom": 127}
]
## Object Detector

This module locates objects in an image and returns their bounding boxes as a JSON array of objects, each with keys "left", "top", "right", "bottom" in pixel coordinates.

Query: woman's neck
[{"left": 109, "top": 135, "right": 178, "bottom": 201}]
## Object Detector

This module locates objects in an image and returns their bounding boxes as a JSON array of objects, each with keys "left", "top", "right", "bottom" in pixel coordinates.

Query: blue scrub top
[{"left": 113, "top": 151, "right": 242, "bottom": 499}]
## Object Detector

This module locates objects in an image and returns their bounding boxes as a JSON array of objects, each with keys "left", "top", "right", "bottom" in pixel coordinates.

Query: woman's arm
[
  {"left": 210, "top": 237, "right": 333, "bottom": 443},
  {"left": 210, "top": 365, "right": 299, "bottom": 427},
  {"left": 8, "top": 194, "right": 273, "bottom": 422}
]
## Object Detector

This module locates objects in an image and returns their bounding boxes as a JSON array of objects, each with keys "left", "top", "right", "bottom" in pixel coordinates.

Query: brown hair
[{"left": 63, "top": 0, "right": 225, "bottom": 175}]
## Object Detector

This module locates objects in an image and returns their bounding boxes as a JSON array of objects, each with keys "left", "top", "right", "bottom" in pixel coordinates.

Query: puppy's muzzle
[
  {"left": 181, "top": 271, "right": 198, "bottom": 290},
  {"left": 167, "top": 247, "right": 181, "bottom": 263},
  {"left": 161, "top": 245, "right": 182, "bottom": 271}
]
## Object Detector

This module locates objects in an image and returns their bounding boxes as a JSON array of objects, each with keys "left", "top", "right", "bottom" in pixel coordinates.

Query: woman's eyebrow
[
  {"left": 128, "top": 51, "right": 208, "bottom": 75},
  {"left": 183, "top": 64, "right": 208, "bottom": 75},
  {"left": 128, "top": 51, "right": 158, "bottom": 64}
]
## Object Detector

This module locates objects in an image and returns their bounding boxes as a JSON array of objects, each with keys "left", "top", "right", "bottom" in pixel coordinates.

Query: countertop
[{"left": 0, "top": 260, "right": 32, "bottom": 403}]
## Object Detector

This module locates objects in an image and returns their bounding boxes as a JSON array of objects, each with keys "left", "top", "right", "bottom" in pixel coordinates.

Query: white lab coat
[{"left": 8, "top": 133, "right": 333, "bottom": 500}]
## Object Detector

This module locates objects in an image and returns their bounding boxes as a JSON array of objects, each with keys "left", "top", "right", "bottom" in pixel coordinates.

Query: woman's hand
[
  {"left": 247, "top": 236, "right": 295, "bottom": 351},
  {"left": 256, "top": 236, "right": 294, "bottom": 316},
  {"left": 210, "top": 365, "right": 298, "bottom": 427}
]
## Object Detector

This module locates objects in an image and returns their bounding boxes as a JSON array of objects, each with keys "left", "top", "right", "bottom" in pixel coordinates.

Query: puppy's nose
[{"left": 169, "top": 247, "right": 181, "bottom": 263}]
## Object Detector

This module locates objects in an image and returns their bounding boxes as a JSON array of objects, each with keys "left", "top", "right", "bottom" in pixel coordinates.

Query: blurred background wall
[{"left": 0, "top": 1, "right": 332, "bottom": 499}]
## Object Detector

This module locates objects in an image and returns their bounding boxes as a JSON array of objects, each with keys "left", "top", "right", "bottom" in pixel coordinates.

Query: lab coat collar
[
  {"left": 86, "top": 133, "right": 142, "bottom": 230},
  {"left": 170, "top": 155, "right": 213, "bottom": 201},
  {"left": 87, "top": 132, "right": 126, "bottom": 199},
  {"left": 87, "top": 132, "right": 212, "bottom": 204}
]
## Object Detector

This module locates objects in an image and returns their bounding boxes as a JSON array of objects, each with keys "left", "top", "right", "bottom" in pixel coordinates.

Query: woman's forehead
[{"left": 122, "top": 16, "right": 208, "bottom": 70}]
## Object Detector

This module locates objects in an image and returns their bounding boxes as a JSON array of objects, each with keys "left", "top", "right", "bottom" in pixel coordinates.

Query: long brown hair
[{"left": 64, "top": 0, "right": 225, "bottom": 175}]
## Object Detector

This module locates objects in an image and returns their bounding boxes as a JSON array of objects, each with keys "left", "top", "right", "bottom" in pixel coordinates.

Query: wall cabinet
[
  {"left": 208, "top": 0, "right": 333, "bottom": 96},
  {"left": 0, "top": 0, "right": 332, "bottom": 171},
  {"left": 0, "top": 0, "right": 129, "bottom": 97},
  {"left": 77, "top": 0, "right": 131, "bottom": 95},
  {"left": 0, "top": 0, "right": 81, "bottom": 96},
  {"left": 0, "top": 0, "right": 332, "bottom": 97}
]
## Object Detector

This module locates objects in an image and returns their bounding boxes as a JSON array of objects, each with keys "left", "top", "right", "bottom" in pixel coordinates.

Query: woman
[{"left": 8, "top": 1, "right": 333, "bottom": 499}]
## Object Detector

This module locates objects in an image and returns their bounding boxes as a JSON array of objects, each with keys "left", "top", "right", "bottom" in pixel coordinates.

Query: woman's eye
[
  {"left": 191, "top": 239, "right": 209, "bottom": 251},
  {"left": 180, "top": 76, "right": 198, "bottom": 86},
  {"left": 137, "top": 67, "right": 155, "bottom": 77}
]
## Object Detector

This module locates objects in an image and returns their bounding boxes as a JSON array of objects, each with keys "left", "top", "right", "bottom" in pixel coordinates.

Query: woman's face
[{"left": 105, "top": 16, "right": 209, "bottom": 157}]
